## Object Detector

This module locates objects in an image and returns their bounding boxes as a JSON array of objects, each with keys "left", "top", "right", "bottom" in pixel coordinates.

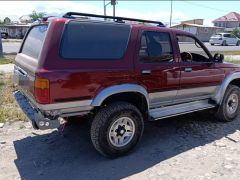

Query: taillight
[{"left": 34, "top": 77, "right": 50, "bottom": 104}]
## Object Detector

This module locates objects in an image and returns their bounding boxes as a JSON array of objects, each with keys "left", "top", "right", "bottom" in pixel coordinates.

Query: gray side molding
[
  {"left": 91, "top": 84, "right": 149, "bottom": 108},
  {"left": 212, "top": 72, "right": 240, "bottom": 104}
]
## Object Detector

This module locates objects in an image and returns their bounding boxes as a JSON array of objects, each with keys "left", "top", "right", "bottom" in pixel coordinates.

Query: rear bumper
[
  {"left": 14, "top": 91, "right": 62, "bottom": 130},
  {"left": 209, "top": 39, "right": 223, "bottom": 44}
]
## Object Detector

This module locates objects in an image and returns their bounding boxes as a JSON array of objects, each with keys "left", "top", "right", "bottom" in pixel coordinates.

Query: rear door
[
  {"left": 134, "top": 29, "right": 180, "bottom": 108},
  {"left": 14, "top": 25, "right": 48, "bottom": 99}
]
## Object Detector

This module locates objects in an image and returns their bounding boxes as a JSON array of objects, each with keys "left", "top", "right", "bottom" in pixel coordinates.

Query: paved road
[
  {"left": 1, "top": 42, "right": 240, "bottom": 55},
  {"left": 2, "top": 42, "right": 21, "bottom": 54},
  {"left": 205, "top": 42, "right": 240, "bottom": 52}
]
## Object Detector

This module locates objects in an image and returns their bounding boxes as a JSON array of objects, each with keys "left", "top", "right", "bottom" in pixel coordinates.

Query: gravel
[
  {"left": 0, "top": 64, "right": 14, "bottom": 73},
  {"left": 1, "top": 111, "right": 240, "bottom": 179}
]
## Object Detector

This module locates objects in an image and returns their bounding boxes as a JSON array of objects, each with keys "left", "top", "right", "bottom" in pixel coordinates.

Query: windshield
[{"left": 21, "top": 25, "right": 48, "bottom": 60}]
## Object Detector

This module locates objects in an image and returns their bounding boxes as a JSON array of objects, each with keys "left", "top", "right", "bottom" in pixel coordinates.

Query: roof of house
[
  {"left": 171, "top": 23, "right": 223, "bottom": 29},
  {"left": 213, "top": 12, "right": 240, "bottom": 22}
]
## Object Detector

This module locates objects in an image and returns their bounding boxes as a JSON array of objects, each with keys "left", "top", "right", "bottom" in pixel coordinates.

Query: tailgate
[
  {"left": 14, "top": 24, "right": 48, "bottom": 100},
  {"left": 14, "top": 54, "right": 37, "bottom": 99}
]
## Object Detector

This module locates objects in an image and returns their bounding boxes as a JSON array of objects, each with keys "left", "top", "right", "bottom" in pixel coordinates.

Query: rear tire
[
  {"left": 236, "top": 41, "right": 240, "bottom": 46},
  {"left": 211, "top": 43, "right": 214, "bottom": 46},
  {"left": 215, "top": 85, "right": 240, "bottom": 122},
  {"left": 90, "top": 102, "right": 144, "bottom": 157}
]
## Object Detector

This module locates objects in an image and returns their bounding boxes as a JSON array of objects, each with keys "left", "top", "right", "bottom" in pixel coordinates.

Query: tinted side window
[
  {"left": 21, "top": 25, "right": 47, "bottom": 60},
  {"left": 61, "top": 21, "right": 131, "bottom": 60},
  {"left": 139, "top": 31, "right": 173, "bottom": 63},
  {"left": 224, "top": 34, "right": 230, "bottom": 37}
]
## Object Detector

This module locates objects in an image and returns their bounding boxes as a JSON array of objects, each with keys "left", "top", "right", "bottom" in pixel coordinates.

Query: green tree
[
  {"left": 29, "top": 11, "right": 46, "bottom": 21},
  {"left": 3, "top": 17, "right": 11, "bottom": 24},
  {"left": 232, "top": 28, "right": 240, "bottom": 38}
]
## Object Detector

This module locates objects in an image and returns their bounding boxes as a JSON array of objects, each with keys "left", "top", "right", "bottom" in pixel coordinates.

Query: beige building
[
  {"left": 0, "top": 24, "right": 30, "bottom": 39},
  {"left": 171, "top": 19, "right": 223, "bottom": 42}
]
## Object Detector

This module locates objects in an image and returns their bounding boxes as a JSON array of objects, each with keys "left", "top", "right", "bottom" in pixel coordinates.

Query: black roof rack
[{"left": 62, "top": 12, "right": 165, "bottom": 27}]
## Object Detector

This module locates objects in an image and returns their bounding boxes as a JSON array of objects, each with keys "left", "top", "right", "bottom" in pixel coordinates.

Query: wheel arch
[
  {"left": 212, "top": 72, "right": 240, "bottom": 104},
  {"left": 91, "top": 84, "right": 149, "bottom": 113}
]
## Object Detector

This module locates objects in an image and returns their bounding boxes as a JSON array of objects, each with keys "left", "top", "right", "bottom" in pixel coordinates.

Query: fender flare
[
  {"left": 91, "top": 84, "right": 149, "bottom": 109},
  {"left": 212, "top": 72, "right": 240, "bottom": 104}
]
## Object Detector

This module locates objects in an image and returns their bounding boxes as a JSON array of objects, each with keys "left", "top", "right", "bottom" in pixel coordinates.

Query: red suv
[{"left": 14, "top": 12, "right": 240, "bottom": 157}]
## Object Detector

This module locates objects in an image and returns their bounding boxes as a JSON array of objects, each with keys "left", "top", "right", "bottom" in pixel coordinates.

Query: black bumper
[{"left": 14, "top": 91, "right": 61, "bottom": 130}]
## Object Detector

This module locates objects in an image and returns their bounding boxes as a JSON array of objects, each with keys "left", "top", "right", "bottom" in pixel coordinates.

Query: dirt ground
[{"left": 1, "top": 111, "right": 240, "bottom": 180}]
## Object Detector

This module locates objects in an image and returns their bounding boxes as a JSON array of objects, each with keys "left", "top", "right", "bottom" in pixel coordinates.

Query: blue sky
[{"left": 0, "top": 1, "right": 239, "bottom": 26}]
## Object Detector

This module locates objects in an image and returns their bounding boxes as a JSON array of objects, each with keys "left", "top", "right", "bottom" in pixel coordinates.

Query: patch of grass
[
  {"left": 0, "top": 57, "right": 15, "bottom": 64},
  {"left": 225, "top": 59, "right": 240, "bottom": 64},
  {"left": 0, "top": 74, "right": 26, "bottom": 123},
  {"left": 211, "top": 51, "right": 240, "bottom": 56},
  {"left": 224, "top": 55, "right": 240, "bottom": 64}
]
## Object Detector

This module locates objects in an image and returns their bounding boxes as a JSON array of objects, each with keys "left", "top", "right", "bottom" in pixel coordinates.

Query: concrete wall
[
  {"left": 174, "top": 25, "right": 197, "bottom": 34},
  {"left": 173, "top": 25, "right": 223, "bottom": 42},
  {"left": 181, "top": 19, "right": 204, "bottom": 25},
  {"left": 0, "top": 26, "right": 29, "bottom": 39},
  {"left": 196, "top": 27, "right": 222, "bottom": 42}
]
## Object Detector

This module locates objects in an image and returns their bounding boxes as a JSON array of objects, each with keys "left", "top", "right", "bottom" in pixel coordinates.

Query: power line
[{"left": 181, "top": 1, "right": 229, "bottom": 13}]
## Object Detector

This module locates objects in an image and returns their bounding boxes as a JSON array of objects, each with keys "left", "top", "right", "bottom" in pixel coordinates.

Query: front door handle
[
  {"left": 184, "top": 67, "right": 192, "bottom": 72},
  {"left": 142, "top": 70, "right": 152, "bottom": 75}
]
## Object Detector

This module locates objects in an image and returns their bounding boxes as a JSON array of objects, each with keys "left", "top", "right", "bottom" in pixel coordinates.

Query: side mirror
[{"left": 213, "top": 53, "right": 224, "bottom": 63}]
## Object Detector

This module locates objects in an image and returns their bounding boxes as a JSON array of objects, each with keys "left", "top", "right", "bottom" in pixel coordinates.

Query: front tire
[
  {"left": 211, "top": 43, "right": 214, "bottom": 46},
  {"left": 236, "top": 41, "right": 240, "bottom": 46},
  {"left": 215, "top": 85, "right": 240, "bottom": 122},
  {"left": 90, "top": 102, "right": 144, "bottom": 157}
]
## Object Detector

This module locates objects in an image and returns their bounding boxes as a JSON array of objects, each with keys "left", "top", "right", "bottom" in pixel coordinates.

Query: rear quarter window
[
  {"left": 60, "top": 21, "right": 131, "bottom": 60},
  {"left": 21, "top": 25, "right": 47, "bottom": 60}
]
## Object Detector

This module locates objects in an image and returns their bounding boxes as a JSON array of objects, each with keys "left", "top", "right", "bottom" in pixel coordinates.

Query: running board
[{"left": 149, "top": 100, "right": 216, "bottom": 120}]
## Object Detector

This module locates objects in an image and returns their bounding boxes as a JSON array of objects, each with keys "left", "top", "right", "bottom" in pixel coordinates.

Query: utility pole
[
  {"left": 0, "top": 33, "right": 3, "bottom": 58},
  {"left": 169, "top": 0, "right": 173, "bottom": 27},
  {"left": 103, "top": 0, "right": 117, "bottom": 18},
  {"left": 111, "top": 0, "right": 117, "bottom": 17},
  {"left": 113, "top": 4, "right": 115, "bottom": 17},
  {"left": 103, "top": 0, "right": 106, "bottom": 16}
]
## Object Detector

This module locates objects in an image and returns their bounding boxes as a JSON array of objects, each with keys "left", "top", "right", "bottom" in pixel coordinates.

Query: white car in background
[{"left": 209, "top": 33, "right": 240, "bottom": 46}]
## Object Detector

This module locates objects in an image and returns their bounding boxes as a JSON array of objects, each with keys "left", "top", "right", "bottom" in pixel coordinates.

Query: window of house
[{"left": 139, "top": 31, "right": 174, "bottom": 63}]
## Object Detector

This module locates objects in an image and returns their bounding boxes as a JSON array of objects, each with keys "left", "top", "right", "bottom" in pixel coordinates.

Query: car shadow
[{"left": 14, "top": 111, "right": 240, "bottom": 180}]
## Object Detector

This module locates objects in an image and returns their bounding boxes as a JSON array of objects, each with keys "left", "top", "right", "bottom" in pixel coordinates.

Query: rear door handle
[
  {"left": 142, "top": 70, "right": 151, "bottom": 75},
  {"left": 184, "top": 67, "right": 192, "bottom": 72}
]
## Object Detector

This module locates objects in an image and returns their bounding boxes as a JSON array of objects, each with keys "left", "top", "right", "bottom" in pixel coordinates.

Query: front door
[
  {"left": 134, "top": 29, "right": 180, "bottom": 108},
  {"left": 175, "top": 34, "right": 225, "bottom": 104}
]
